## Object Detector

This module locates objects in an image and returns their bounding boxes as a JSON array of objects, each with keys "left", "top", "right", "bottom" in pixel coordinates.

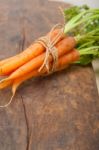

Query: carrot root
[
  {"left": 0, "top": 29, "right": 65, "bottom": 76},
  {"left": 0, "top": 78, "right": 12, "bottom": 89}
]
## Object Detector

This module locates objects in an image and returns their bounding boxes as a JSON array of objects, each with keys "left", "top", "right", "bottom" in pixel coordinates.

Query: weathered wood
[{"left": 0, "top": 0, "right": 99, "bottom": 150}]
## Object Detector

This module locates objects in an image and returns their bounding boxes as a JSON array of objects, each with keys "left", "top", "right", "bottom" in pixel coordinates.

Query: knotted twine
[
  {"left": 0, "top": 24, "right": 64, "bottom": 108},
  {"left": 36, "top": 24, "right": 64, "bottom": 74}
]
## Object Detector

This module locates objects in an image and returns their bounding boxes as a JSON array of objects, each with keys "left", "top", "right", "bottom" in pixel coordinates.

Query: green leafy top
[
  {"left": 64, "top": 5, "right": 99, "bottom": 35},
  {"left": 64, "top": 5, "right": 89, "bottom": 21},
  {"left": 63, "top": 5, "right": 99, "bottom": 65}
]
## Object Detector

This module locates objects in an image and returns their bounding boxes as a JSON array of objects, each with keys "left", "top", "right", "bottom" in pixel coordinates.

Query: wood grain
[{"left": 0, "top": 0, "right": 99, "bottom": 150}]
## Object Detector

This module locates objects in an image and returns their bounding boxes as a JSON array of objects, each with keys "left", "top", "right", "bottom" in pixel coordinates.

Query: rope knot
[{"left": 36, "top": 24, "right": 64, "bottom": 73}]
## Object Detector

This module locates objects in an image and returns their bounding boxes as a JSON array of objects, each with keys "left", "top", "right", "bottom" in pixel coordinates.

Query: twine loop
[{"left": 36, "top": 24, "right": 64, "bottom": 73}]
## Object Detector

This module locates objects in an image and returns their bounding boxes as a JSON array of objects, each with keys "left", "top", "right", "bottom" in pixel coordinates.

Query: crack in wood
[
  {"left": 18, "top": 26, "right": 26, "bottom": 52},
  {"left": 21, "top": 95, "right": 31, "bottom": 150},
  {"left": 21, "top": 26, "right": 26, "bottom": 52}
]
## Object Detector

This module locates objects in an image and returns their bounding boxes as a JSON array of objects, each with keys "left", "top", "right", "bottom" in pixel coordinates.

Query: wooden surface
[{"left": 0, "top": 0, "right": 99, "bottom": 150}]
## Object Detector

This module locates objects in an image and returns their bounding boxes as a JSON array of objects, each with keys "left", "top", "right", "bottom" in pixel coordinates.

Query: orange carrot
[
  {"left": 0, "top": 37, "right": 76, "bottom": 90},
  {"left": 56, "top": 49, "right": 79, "bottom": 68},
  {"left": 0, "top": 49, "right": 79, "bottom": 108},
  {"left": 5, "top": 37, "right": 76, "bottom": 80},
  {"left": 0, "top": 57, "right": 14, "bottom": 66},
  {"left": 0, "top": 29, "right": 65, "bottom": 75},
  {"left": 11, "top": 49, "right": 79, "bottom": 95},
  {"left": 0, "top": 48, "right": 79, "bottom": 91},
  {"left": 16, "top": 49, "right": 79, "bottom": 84},
  {"left": 0, "top": 80, "right": 12, "bottom": 89},
  {"left": 2, "top": 62, "right": 67, "bottom": 95}
]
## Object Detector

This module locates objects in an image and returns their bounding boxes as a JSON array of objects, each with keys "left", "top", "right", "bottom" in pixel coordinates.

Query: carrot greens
[{"left": 63, "top": 5, "right": 99, "bottom": 65}]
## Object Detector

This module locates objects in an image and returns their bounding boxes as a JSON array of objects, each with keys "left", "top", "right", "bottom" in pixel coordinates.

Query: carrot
[
  {"left": 0, "top": 37, "right": 76, "bottom": 90},
  {"left": 5, "top": 37, "right": 76, "bottom": 80},
  {"left": 0, "top": 57, "right": 15, "bottom": 66},
  {"left": 11, "top": 49, "right": 79, "bottom": 95},
  {"left": 0, "top": 29, "right": 65, "bottom": 75},
  {"left": 0, "top": 56, "right": 19, "bottom": 76},
  {"left": 0, "top": 36, "right": 76, "bottom": 90},
  {"left": 2, "top": 63, "right": 66, "bottom": 95},
  {"left": 0, "top": 49, "right": 79, "bottom": 108},
  {"left": 56, "top": 49, "right": 79, "bottom": 68},
  {"left": 0, "top": 48, "right": 79, "bottom": 91},
  {"left": 0, "top": 80, "right": 12, "bottom": 89},
  {"left": 0, "top": 29, "right": 63, "bottom": 66}
]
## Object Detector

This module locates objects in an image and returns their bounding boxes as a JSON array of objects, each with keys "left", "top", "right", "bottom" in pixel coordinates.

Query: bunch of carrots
[{"left": 0, "top": 5, "right": 99, "bottom": 107}]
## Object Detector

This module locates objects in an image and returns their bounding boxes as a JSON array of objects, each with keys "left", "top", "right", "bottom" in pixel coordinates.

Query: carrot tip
[
  {"left": 0, "top": 78, "right": 12, "bottom": 89},
  {"left": 0, "top": 80, "right": 16, "bottom": 108},
  {"left": 0, "top": 92, "right": 15, "bottom": 108}
]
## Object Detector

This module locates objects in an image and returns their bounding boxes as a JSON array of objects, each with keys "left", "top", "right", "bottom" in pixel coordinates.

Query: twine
[{"left": 36, "top": 24, "right": 64, "bottom": 73}]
